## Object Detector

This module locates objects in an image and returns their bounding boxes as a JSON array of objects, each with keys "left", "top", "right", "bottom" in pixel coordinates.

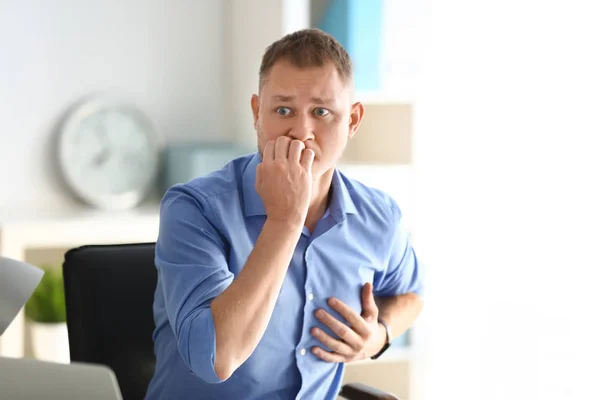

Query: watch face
[{"left": 58, "top": 98, "right": 162, "bottom": 209}]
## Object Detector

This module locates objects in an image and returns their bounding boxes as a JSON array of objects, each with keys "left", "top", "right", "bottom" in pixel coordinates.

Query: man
[{"left": 145, "top": 28, "right": 424, "bottom": 400}]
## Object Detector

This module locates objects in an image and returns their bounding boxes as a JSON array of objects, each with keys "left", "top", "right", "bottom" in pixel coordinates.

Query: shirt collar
[
  {"left": 329, "top": 167, "right": 358, "bottom": 222},
  {"left": 242, "top": 152, "right": 358, "bottom": 221}
]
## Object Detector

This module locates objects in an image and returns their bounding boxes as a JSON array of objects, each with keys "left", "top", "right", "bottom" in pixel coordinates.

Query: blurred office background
[{"left": 2, "top": 1, "right": 600, "bottom": 399}]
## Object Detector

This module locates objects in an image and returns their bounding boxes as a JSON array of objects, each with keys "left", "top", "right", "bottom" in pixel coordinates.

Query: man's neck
[{"left": 305, "top": 168, "right": 335, "bottom": 232}]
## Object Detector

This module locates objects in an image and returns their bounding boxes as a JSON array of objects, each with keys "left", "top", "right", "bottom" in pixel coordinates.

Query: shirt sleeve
[
  {"left": 155, "top": 184, "right": 234, "bottom": 384},
  {"left": 373, "top": 201, "right": 425, "bottom": 297}
]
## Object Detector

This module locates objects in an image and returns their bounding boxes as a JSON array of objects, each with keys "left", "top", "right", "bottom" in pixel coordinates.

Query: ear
[
  {"left": 348, "top": 101, "right": 365, "bottom": 139},
  {"left": 251, "top": 94, "right": 260, "bottom": 130}
]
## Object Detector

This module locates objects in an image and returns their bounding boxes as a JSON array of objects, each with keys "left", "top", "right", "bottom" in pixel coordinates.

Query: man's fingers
[
  {"left": 255, "top": 163, "right": 263, "bottom": 189},
  {"left": 263, "top": 140, "right": 275, "bottom": 161},
  {"left": 326, "top": 298, "right": 372, "bottom": 338},
  {"left": 312, "top": 347, "right": 348, "bottom": 363},
  {"left": 300, "top": 148, "right": 315, "bottom": 171},
  {"left": 274, "top": 136, "right": 291, "bottom": 160},
  {"left": 288, "top": 140, "right": 305, "bottom": 162},
  {"left": 315, "top": 309, "right": 362, "bottom": 349},
  {"left": 311, "top": 327, "right": 354, "bottom": 356},
  {"left": 361, "top": 282, "right": 378, "bottom": 322}
]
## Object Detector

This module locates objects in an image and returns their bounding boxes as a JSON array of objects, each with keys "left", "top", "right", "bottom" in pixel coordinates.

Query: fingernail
[{"left": 329, "top": 298, "right": 337, "bottom": 306}]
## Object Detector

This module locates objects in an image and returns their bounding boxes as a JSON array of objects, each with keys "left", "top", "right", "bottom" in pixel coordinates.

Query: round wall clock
[{"left": 57, "top": 96, "right": 163, "bottom": 210}]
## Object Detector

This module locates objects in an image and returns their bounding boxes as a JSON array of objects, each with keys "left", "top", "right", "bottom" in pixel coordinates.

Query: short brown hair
[{"left": 259, "top": 28, "right": 353, "bottom": 90}]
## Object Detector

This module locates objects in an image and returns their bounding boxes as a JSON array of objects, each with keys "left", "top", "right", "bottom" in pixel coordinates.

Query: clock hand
[
  {"left": 98, "top": 119, "right": 112, "bottom": 148},
  {"left": 92, "top": 117, "right": 113, "bottom": 166},
  {"left": 93, "top": 148, "right": 111, "bottom": 167}
]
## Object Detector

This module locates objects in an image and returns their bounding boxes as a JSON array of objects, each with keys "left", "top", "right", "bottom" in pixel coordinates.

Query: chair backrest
[{"left": 63, "top": 243, "right": 157, "bottom": 400}]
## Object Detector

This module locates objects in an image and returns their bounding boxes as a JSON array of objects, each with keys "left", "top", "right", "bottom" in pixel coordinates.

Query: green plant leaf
[{"left": 24, "top": 265, "right": 66, "bottom": 323}]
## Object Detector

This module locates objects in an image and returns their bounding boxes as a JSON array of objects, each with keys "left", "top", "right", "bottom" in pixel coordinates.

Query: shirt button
[
  {"left": 300, "top": 348, "right": 306, "bottom": 356},
  {"left": 308, "top": 293, "right": 314, "bottom": 301}
]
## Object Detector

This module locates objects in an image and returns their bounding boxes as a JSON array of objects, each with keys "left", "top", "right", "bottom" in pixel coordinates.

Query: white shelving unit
[{"left": 0, "top": 204, "right": 160, "bottom": 358}]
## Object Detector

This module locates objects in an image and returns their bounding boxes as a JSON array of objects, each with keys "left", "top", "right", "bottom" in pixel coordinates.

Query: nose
[{"left": 287, "top": 115, "right": 314, "bottom": 142}]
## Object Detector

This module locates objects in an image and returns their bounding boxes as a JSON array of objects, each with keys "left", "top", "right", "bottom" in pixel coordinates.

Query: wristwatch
[{"left": 371, "top": 318, "right": 393, "bottom": 360}]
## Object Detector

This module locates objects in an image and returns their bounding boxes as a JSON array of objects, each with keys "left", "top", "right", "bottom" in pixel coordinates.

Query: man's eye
[
  {"left": 276, "top": 107, "right": 292, "bottom": 116},
  {"left": 314, "top": 108, "right": 330, "bottom": 117}
]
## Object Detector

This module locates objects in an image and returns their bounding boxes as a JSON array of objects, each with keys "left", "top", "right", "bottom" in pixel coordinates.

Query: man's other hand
[{"left": 311, "top": 282, "right": 387, "bottom": 363}]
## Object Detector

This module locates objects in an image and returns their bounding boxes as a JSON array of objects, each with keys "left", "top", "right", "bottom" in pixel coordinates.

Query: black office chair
[{"left": 63, "top": 243, "right": 400, "bottom": 400}]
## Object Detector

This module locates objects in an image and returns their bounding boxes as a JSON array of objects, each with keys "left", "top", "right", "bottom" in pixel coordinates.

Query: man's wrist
[
  {"left": 371, "top": 319, "right": 392, "bottom": 360},
  {"left": 368, "top": 322, "right": 387, "bottom": 358},
  {"left": 265, "top": 217, "right": 304, "bottom": 232},
  {"left": 264, "top": 218, "right": 304, "bottom": 236},
  {"left": 377, "top": 322, "right": 387, "bottom": 351}
]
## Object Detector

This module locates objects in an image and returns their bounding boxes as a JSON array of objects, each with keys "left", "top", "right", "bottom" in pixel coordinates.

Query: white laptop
[
  {"left": 0, "top": 356, "right": 123, "bottom": 400},
  {"left": 0, "top": 257, "right": 44, "bottom": 336}
]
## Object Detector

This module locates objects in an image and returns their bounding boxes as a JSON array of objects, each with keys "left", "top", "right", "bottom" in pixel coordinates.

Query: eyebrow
[{"left": 271, "top": 95, "right": 333, "bottom": 104}]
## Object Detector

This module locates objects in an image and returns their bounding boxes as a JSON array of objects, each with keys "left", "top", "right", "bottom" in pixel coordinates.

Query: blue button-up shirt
[{"left": 145, "top": 153, "right": 423, "bottom": 400}]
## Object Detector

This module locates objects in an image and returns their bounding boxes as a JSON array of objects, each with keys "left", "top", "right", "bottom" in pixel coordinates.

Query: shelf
[
  {"left": 338, "top": 101, "right": 414, "bottom": 165},
  {"left": 0, "top": 204, "right": 161, "bottom": 358},
  {"left": 0, "top": 204, "right": 160, "bottom": 247}
]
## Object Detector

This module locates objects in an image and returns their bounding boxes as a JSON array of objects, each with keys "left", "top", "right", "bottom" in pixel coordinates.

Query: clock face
[{"left": 58, "top": 98, "right": 162, "bottom": 210}]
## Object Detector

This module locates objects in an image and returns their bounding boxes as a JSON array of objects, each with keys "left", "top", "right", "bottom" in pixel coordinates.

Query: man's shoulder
[
  {"left": 163, "top": 152, "right": 255, "bottom": 208},
  {"left": 180, "top": 152, "right": 255, "bottom": 198},
  {"left": 339, "top": 171, "right": 401, "bottom": 219}
]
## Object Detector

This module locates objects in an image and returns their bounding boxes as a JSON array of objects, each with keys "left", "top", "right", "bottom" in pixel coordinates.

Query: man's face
[{"left": 251, "top": 60, "right": 364, "bottom": 178}]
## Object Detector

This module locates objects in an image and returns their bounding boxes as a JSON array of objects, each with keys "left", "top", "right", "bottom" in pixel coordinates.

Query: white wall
[
  {"left": 414, "top": 1, "right": 600, "bottom": 399},
  {"left": 223, "top": 0, "right": 310, "bottom": 150},
  {"left": 0, "top": 0, "right": 226, "bottom": 212}
]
